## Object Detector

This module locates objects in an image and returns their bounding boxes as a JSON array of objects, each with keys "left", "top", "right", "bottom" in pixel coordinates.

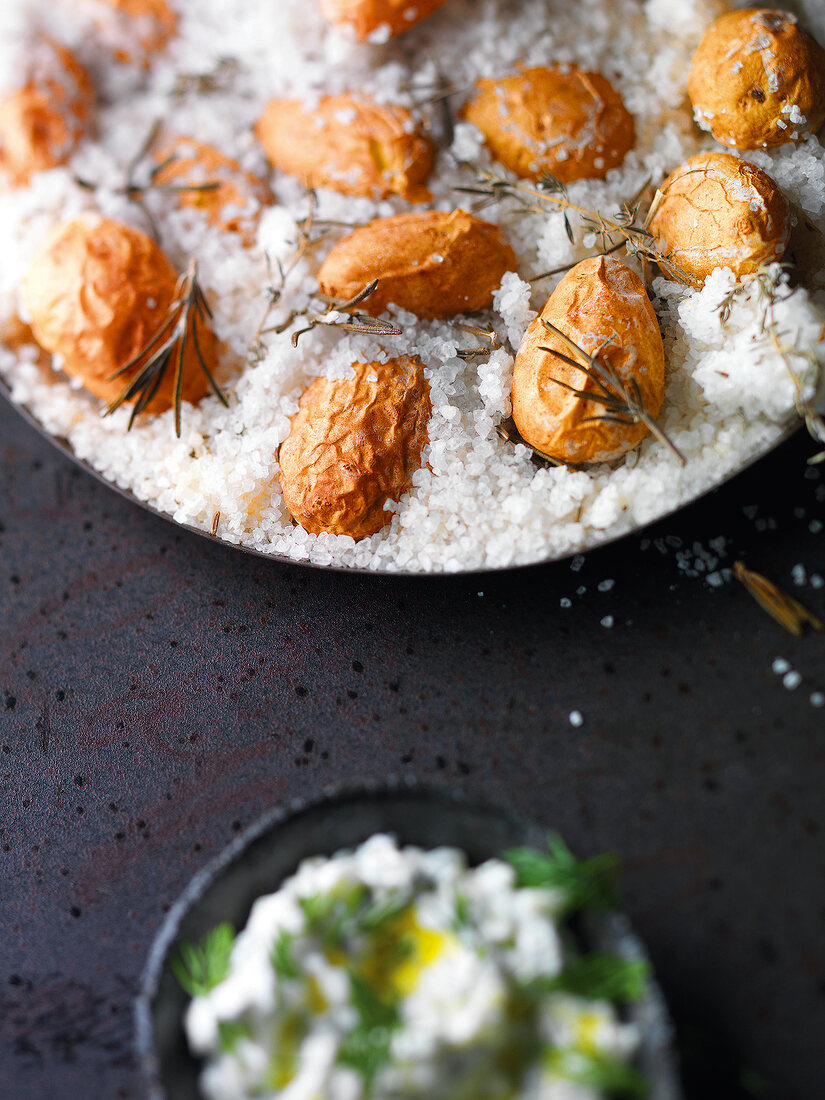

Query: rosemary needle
[{"left": 733, "top": 561, "right": 824, "bottom": 637}]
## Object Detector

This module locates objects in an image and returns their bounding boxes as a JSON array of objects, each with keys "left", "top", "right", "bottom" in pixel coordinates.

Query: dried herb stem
[
  {"left": 74, "top": 120, "right": 221, "bottom": 242},
  {"left": 718, "top": 265, "right": 825, "bottom": 462},
  {"left": 539, "top": 319, "right": 686, "bottom": 465},
  {"left": 106, "top": 260, "right": 227, "bottom": 436},
  {"left": 733, "top": 561, "right": 824, "bottom": 637},
  {"left": 287, "top": 280, "right": 403, "bottom": 348},
  {"left": 171, "top": 57, "right": 240, "bottom": 99},
  {"left": 455, "top": 166, "right": 690, "bottom": 283},
  {"left": 455, "top": 322, "right": 502, "bottom": 361}
]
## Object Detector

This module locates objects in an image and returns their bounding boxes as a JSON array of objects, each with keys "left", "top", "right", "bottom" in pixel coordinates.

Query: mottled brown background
[{"left": 1, "top": 399, "right": 824, "bottom": 1099}]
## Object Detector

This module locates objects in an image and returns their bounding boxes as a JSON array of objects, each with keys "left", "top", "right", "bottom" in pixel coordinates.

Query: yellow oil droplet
[
  {"left": 574, "top": 1011, "right": 601, "bottom": 1054},
  {"left": 307, "top": 975, "right": 329, "bottom": 1016},
  {"left": 362, "top": 908, "right": 453, "bottom": 999}
]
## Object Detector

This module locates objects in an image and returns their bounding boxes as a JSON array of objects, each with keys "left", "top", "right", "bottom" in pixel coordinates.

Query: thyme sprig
[
  {"left": 539, "top": 320, "right": 686, "bottom": 465},
  {"left": 717, "top": 264, "right": 825, "bottom": 463},
  {"left": 733, "top": 561, "right": 824, "bottom": 637},
  {"left": 74, "top": 120, "right": 221, "bottom": 241},
  {"left": 455, "top": 322, "right": 502, "bottom": 361},
  {"left": 455, "top": 166, "right": 689, "bottom": 284},
  {"left": 105, "top": 260, "right": 228, "bottom": 436},
  {"left": 287, "top": 280, "right": 403, "bottom": 348},
  {"left": 171, "top": 57, "right": 240, "bottom": 99}
]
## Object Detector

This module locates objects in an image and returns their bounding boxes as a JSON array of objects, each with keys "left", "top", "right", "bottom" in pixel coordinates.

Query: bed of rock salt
[{"left": 1, "top": 0, "right": 824, "bottom": 574}]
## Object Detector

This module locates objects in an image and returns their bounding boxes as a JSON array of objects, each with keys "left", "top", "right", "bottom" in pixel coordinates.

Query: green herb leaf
[
  {"left": 545, "top": 1048, "right": 649, "bottom": 1098},
  {"left": 534, "top": 953, "right": 650, "bottom": 1004},
  {"left": 171, "top": 922, "right": 235, "bottom": 998},
  {"left": 336, "top": 973, "right": 400, "bottom": 1088},
  {"left": 503, "top": 835, "right": 619, "bottom": 915},
  {"left": 218, "top": 1019, "right": 253, "bottom": 1054},
  {"left": 271, "top": 930, "right": 301, "bottom": 981},
  {"left": 358, "top": 892, "right": 410, "bottom": 933}
]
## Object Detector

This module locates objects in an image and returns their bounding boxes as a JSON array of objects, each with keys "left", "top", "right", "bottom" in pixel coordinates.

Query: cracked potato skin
[
  {"left": 0, "top": 40, "right": 94, "bottom": 188},
  {"left": 649, "top": 152, "right": 791, "bottom": 287},
  {"left": 688, "top": 8, "right": 825, "bottom": 149},
  {"left": 319, "top": 0, "right": 448, "bottom": 41},
  {"left": 318, "top": 209, "right": 517, "bottom": 320},
  {"left": 255, "top": 94, "right": 434, "bottom": 203},
  {"left": 22, "top": 216, "right": 216, "bottom": 416},
  {"left": 463, "top": 66, "right": 635, "bottom": 183},
  {"left": 279, "top": 356, "right": 432, "bottom": 540},
  {"left": 512, "top": 256, "right": 665, "bottom": 466}
]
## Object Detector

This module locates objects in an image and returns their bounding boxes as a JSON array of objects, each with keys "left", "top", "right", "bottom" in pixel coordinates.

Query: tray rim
[{"left": 1, "top": 378, "right": 802, "bottom": 578}]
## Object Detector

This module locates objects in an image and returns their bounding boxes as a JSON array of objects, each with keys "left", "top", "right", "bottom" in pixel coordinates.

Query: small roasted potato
[
  {"left": 649, "top": 152, "right": 791, "bottom": 287},
  {"left": 97, "top": 0, "right": 177, "bottom": 61},
  {"left": 0, "top": 315, "right": 51, "bottom": 370},
  {"left": 688, "top": 8, "right": 825, "bottom": 149},
  {"left": 0, "top": 40, "right": 94, "bottom": 188},
  {"left": 153, "top": 137, "right": 272, "bottom": 246},
  {"left": 319, "top": 0, "right": 448, "bottom": 41},
  {"left": 318, "top": 209, "right": 517, "bottom": 319},
  {"left": 22, "top": 216, "right": 217, "bottom": 415},
  {"left": 512, "top": 256, "right": 665, "bottom": 465},
  {"left": 279, "top": 356, "right": 431, "bottom": 540},
  {"left": 462, "top": 65, "right": 635, "bottom": 183},
  {"left": 255, "top": 93, "right": 435, "bottom": 203}
]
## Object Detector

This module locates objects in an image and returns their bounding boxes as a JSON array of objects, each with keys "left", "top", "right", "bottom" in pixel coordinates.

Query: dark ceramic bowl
[{"left": 135, "top": 781, "right": 684, "bottom": 1100}]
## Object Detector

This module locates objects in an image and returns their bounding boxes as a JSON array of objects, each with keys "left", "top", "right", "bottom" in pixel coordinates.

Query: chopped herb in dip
[{"left": 177, "top": 834, "right": 650, "bottom": 1099}]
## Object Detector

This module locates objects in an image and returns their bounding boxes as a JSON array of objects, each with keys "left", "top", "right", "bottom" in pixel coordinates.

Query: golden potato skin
[
  {"left": 153, "top": 137, "right": 272, "bottom": 246},
  {"left": 688, "top": 8, "right": 825, "bottom": 149},
  {"left": 463, "top": 66, "right": 635, "bottom": 183},
  {"left": 512, "top": 256, "right": 665, "bottom": 466},
  {"left": 22, "top": 217, "right": 217, "bottom": 416},
  {"left": 255, "top": 94, "right": 435, "bottom": 203},
  {"left": 98, "top": 0, "right": 177, "bottom": 60},
  {"left": 650, "top": 152, "right": 791, "bottom": 287},
  {"left": 0, "top": 41, "right": 94, "bottom": 188},
  {"left": 279, "top": 357, "right": 431, "bottom": 540},
  {"left": 319, "top": 0, "right": 447, "bottom": 41},
  {"left": 318, "top": 209, "right": 517, "bottom": 320}
]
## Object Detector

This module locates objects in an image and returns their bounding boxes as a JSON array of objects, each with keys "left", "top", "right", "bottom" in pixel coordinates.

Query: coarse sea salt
[{"left": 1, "top": 0, "right": 824, "bottom": 574}]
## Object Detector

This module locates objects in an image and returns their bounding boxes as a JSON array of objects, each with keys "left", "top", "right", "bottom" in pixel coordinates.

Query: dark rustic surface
[{"left": 1, "top": 397, "right": 824, "bottom": 1100}]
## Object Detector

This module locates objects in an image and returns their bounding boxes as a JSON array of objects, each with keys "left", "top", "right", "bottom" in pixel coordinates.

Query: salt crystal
[
  {"left": 783, "top": 671, "right": 802, "bottom": 691},
  {"left": 772, "top": 658, "right": 791, "bottom": 674},
  {"left": 569, "top": 711, "right": 584, "bottom": 727}
]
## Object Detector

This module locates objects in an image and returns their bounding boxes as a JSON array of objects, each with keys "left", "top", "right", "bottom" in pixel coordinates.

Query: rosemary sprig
[
  {"left": 105, "top": 260, "right": 228, "bottom": 436},
  {"left": 539, "top": 320, "right": 686, "bottom": 465},
  {"left": 455, "top": 165, "right": 690, "bottom": 284},
  {"left": 74, "top": 120, "right": 221, "bottom": 241},
  {"left": 717, "top": 265, "right": 825, "bottom": 463},
  {"left": 733, "top": 561, "right": 824, "bottom": 637}
]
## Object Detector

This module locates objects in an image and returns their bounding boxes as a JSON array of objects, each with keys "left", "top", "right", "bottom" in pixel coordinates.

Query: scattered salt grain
[
  {"left": 772, "top": 658, "right": 791, "bottom": 675},
  {"left": 811, "top": 692, "right": 825, "bottom": 708},
  {"left": 597, "top": 579, "right": 615, "bottom": 592},
  {"left": 560, "top": 597, "right": 572, "bottom": 608},
  {"left": 791, "top": 564, "right": 807, "bottom": 587},
  {"left": 600, "top": 615, "right": 614, "bottom": 628},
  {"left": 783, "top": 671, "right": 802, "bottom": 691},
  {"left": 569, "top": 711, "right": 584, "bottom": 727}
]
